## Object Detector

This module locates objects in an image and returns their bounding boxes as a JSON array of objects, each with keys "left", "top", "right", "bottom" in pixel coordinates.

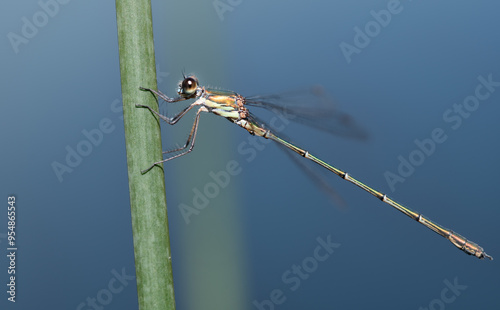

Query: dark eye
[{"left": 179, "top": 76, "right": 198, "bottom": 96}]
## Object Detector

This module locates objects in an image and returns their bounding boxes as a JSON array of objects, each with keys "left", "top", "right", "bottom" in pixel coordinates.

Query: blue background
[{"left": 1, "top": 0, "right": 499, "bottom": 309}]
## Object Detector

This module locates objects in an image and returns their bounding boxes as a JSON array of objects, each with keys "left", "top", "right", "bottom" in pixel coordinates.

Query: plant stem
[{"left": 116, "top": 0, "right": 175, "bottom": 309}]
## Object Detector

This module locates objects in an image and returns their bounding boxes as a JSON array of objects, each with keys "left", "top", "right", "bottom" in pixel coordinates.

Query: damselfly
[{"left": 136, "top": 75, "right": 492, "bottom": 260}]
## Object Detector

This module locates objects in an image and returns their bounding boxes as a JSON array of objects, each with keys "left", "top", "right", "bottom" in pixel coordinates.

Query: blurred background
[{"left": 1, "top": 0, "right": 499, "bottom": 309}]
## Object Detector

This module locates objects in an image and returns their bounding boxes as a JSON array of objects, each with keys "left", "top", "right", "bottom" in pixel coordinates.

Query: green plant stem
[{"left": 115, "top": 0, "right": 175, "bottom": 309}]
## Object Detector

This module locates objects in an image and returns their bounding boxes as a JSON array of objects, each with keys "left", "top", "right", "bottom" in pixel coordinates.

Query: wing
[
  {"left": 245, "top": 112, "right": 348, "bottom": 210},
  {"left": 245, "top": 86, "right": 368, "bottom": 140}
]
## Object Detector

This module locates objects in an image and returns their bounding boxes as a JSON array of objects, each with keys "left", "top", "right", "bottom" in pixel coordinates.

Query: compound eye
[{"left": 180, "top": 76, "right": 198, "bottom": 96}]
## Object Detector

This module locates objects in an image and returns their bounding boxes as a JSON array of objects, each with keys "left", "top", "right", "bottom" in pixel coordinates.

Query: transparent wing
[
  {"left": 245, "top": 86, "right": 368, "bottom": 140},
  {"left": 245, "top": 112, "right": 347, "bottom": 210}
]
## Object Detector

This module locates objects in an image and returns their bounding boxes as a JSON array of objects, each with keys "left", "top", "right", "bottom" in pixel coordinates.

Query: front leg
[{"left": 139, "top": 86, "right": 187, "bottom": 103}]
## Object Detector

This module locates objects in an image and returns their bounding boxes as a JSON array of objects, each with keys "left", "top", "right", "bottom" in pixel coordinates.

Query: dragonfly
[{"left": 136, "top": 74, "right": 492, "bottom": 260}]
